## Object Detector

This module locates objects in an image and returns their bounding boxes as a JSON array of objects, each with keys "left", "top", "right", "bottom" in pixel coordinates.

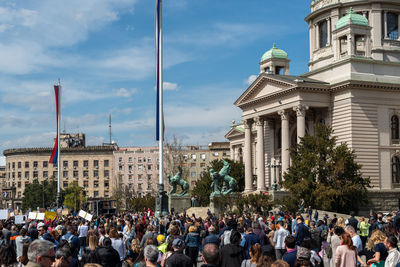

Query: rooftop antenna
[{"left": 109, "top": 114, "right": 112, "bottom": 144}]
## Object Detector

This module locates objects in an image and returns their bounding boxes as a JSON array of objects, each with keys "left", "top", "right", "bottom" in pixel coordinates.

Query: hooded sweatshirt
[{"left": 15, "top": 235, "right": 31, "bottom": 258}]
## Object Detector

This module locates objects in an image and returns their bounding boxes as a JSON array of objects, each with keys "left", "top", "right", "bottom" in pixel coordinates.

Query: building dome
[
  {"left": 260, "top": 44, "right": 288, "bottom": 62},
  {"left": 336, "top": 7, "right": 369, "bottom": 29}
]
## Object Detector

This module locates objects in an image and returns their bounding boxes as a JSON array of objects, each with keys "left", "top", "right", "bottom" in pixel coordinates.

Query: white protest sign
[
  {"left": 0, "top": 209, "right": 8, "bottom": 220},
  {"left": 15, "top": 215, "right": 26, "bottom": 224},
  {"left": 28, "top": 212, "right": 45, "bottom": 220},
  {"left": 78, "top": 210, "right": 93, "bottom": 221},
  {"left": 37, "top": 213, "right": 45, "bottom": 220}
]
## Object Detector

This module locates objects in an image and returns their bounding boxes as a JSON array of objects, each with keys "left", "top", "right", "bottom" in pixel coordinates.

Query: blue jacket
[
  {"left": 295, "top": 222, "right": 310, "bottom": 246},
  {"left": 241, "top": 232, "right": 261, "bottom": 259},
  {"left": 283, "top": 249, "right": 297, "bottom": 267},
  {"left": 185, "top": 232, "right": 201, "bottom": 248}
]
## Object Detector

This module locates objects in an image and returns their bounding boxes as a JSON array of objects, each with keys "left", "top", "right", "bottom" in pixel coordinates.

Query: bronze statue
[
  {"left": 210, "top": 159, "right": 237, "bottom": 196},
  {"left": 168, "top": 166, "right": 189, "bottom": 196}
]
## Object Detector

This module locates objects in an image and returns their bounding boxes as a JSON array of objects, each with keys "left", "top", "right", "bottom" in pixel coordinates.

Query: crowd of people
[{"left": 0, "top": 208, "right": 399, "bottom": 267}]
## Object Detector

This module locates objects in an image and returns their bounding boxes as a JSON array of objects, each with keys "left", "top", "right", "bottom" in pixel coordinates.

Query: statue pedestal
[
  {"left": 209, "top": 196, "right": 222, "bottom": 215},
  {"left": 168, "top": 195, "right": 191, "bottom": 214}
]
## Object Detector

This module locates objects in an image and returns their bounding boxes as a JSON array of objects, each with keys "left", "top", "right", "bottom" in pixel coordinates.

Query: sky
[{"left": 0, "top": 0, "right": 311, "bottom": 165}]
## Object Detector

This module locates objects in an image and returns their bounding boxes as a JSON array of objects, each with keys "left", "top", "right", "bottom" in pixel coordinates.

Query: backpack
[
  {"left": 221, "top": 229, "right": 232, "bottom": 246},
  {"left": 320, "top": 229, "right": 328, "bottom": 241}
]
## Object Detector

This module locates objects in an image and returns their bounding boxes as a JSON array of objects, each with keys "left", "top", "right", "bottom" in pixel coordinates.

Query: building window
[
  {"left": 73, "top": 161, "right": 78, "bottom": 167},
  {"left": 129, "top": 174, "right": 133, "bottom": 180},
  {"left": 339, "top": 36, "right": 348, "bottom": 57},
  {"left": 53, "top": 171, "right": 57, "bottom": 177},
  {"left": 393, "top": 156, "right": 400, "bottom": 183},
  {"left": 138, "top": 164, "right": 143, "bottom": 171},
  {"left": 200, "top": 154, "right": 206, "bottom": 160},
  {"left": 392, "top": 115, "right": 399, "bottom": 140},
  {"left": 63, "top": 181, "right": 68, "bottom": 188},
  {"left": 319, "top": 19, "right": 328, "bottom": 48},
  {"left": 33, "top": 161, "right": 38, "bottom": 168},
  {"left": 94, "top": 191, "right": 99, "bottom": 197},
  {"left": 138, "top": 157, "right": 142, "bottom": 163},
  {"left": 63, "top": 171, "right": 68, "bottom": 178},
  {"left": 104, "top": 170, "right": 109, "bottom": 178},
  {"left": 138, "top": 174, "right": 143, "bottom": 181},
  {"left": 83, "top": 171, "right": 88, "bottom": 177},
  {"left": 104, "top": 160, "right": 109, "bottom": 167},
  {"left": 33, "top": 171, "right": 38, "bottom": 178},
  {"left": 148, "top": 165, "right": 152, "bottom": 170},
  {"left": 12, "top": 162, "right": 15, "bottom": 169},
  {"left": 12, "top": 172, "right": 15, "bottom": 178},
  {"left": 191, "top": 162, "right": 196, "bottom": 168},
  {"left": 43, "top": 171, "right": 48, "bottom": 178},
  {"left": 94, "top": 181, "right": 99, "bottom": 188},
  {"left": 73, "top": 171, "right": 78, "bottom": 178},
  {"left": 18, "top": 162, "right": 21, "bottom": 169},
  {"left": 25, "top": 162, "right": 29, "bottom": 168},
  {"left": 94, "top": 160, "right": 99, "bottom": 167},
  {"left": 63, "top": 161, "right": 68, "bottom": 168},
  {"left": 42, "top": 161, "right": 48, "bottom": 168},
  {"left": 148, "top": 157, "right": 152, "bottom": 163},
  {"left": 387, "top": 12, "right": 399, "bottom": 40},
  {"left": 119, "top": 165, "right": 123, "bottom": 171},
  {"left": 84, "top": 181, "right": 88, "bottom": 188},
  {"left": 25, "top": 172, "right": 29, "bottom": 179},
  {"left": 94, "top": 170, "right": 99, "bottom": 178},
  {"left": 104, "top": 181, "right": 109, "bottom": 188},
  {"left": 191, "top": 172, "right": 196, "bottom": 177},
  {"left": 128, "top": 165, "right": 133, "bottom": 172},
  {"left": 138, "top": 183, "right": 142, "bottom": 190},
  {"left": 83, "top": 160, "right": 89, "bottom": 167},
  {"left": 18, "top": 172, "right": 21, "bottom": 178},
  {"left": 17, "top": 182, "right": 21, "bottom": 188},
  {"left": 128, "top": 157, "right": 133, "bottom": 163},
  {"left": 119, "top": 157, "right": 123, "bottom": 163},
  {"left": 200, "top": 163, "right": 206, "bottom": 168}
]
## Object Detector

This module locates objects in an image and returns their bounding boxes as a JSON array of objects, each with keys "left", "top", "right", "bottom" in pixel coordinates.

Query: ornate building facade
[{"left": 226, "top": 0, "right": 400, "bottom": 212}]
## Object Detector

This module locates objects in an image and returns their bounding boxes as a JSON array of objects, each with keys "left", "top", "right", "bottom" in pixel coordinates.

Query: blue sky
[{"left": 0, "top": 0, "right": 311, "bottom": 164}]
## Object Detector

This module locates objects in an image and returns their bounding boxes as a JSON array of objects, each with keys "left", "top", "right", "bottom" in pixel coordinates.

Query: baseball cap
[
  {"left": 172, "top": 238, "right": 184, "bottom": 248},
  {"left": 37, "top": 222, "right": 45, "bottom": 228}
]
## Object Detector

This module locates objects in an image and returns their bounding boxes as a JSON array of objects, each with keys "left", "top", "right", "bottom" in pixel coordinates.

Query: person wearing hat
[
  {"left": 164, "top": 238, "right": 192, "bottom": 267},
  {"left": 157, "top": 234, "right": 167, "bottom": 254}
]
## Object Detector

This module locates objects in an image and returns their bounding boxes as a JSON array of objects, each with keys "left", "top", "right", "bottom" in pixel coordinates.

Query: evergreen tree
[
  {"left": 22, "top": 177, "right": 59, "bottom": 211},
  {"left": 281, "top": 123, "right": 371, "bottom": 213},
  {"left": 63, "top": 182, "right": 87, "bottom": 211}
]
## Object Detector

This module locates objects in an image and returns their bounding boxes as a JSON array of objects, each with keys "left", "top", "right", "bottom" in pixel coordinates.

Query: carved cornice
[{"left": 3, "top": 146, "right": 116, "bottom": 156}]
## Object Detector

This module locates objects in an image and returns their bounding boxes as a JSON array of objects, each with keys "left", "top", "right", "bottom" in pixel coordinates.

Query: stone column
[
  {"left": 234, "top": 147, "right": 240, "bottom": 162},
  {"left": 327, "top": 18, "right": 331, "bottom": 46},
  {"left": 307, "top": 111, "right": 315, "bottom": 137},
  {"left": 315, "top": 24, "right": 319, "bottom": 49},
  {"left": 384, "top": 11, "right": 388, "bottom": 39},
  {"left": 244, "top": 119, "right": 253, "bottom": 192},
  {"left": 265, "top": 120, "right": 275, "bottom": 188},
  {"left": 255, "top": 117, "right": 266, "bottom": 191},
  {"left": 278, "top": 110, "right": 290, "bottom": 176},
  {"left": 398, "top": 15, "right": 400, "bottom": 40},
  {"left": 294, "top": 105, "right": 308, "bottom": 143},
  {"left": 230, "top": 146, "right": 234, "bottom": 161},
  {"left": 347, "top": 34, "right": 355, "bottom": 56}
]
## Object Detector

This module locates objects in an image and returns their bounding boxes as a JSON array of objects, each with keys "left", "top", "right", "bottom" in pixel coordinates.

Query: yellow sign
[{"left": 45, "top": 211, "right": 57, "bottom": 220}]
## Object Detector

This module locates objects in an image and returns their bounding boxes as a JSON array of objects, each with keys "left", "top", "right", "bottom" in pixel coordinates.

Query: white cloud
[
  {"left": 163, "top": 82, "right": 179, "bottom": 91},
  {"left": 0, "top": 156, "right": 5, "bottom": 166},
  {"left": 1, "top": 132, "right": 55, "bottom": 148},
  {"left": 114, "top": 88, "right": 137, "bottom": 98},
  {"left": 246, "top": 74, "right": 257, "bottom": 85}
]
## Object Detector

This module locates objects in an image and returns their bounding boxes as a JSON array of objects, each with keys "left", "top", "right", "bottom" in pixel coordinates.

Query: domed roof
[
  {"left": 260, "top": 44, "right": 288, "bottom": 62},
  {"left": 336, "top": 7, "right": 369, "bottom": 29}
]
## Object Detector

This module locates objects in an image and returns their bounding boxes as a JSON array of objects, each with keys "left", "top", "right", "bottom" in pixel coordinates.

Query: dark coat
[
  {"left": 96, "top": 246, "right": 121, "bottom": 267},
  {"left": 282, "top": 249, "right": 297, "bottom": 267},
  {"left": 220, "top": 244, "right": 246, "bottom": 267},
  {"left": 295, "top": 223, "right": 310, "bottom": 246},
  {"left": 164, "top": 251, "right": 193, "bottom": 267}
]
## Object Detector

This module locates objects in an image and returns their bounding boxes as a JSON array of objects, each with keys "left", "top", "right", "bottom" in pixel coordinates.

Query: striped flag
[
  {"left": 49, "top": 85, "right": 60, "bottom": 164},
  {"left": 155, "top": 0, "right": 164, "bottom": 141}
]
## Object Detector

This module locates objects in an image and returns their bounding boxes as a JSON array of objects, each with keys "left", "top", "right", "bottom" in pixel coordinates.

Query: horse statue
[
  {"left": 219, "top": 160, "right": 237, "bottom": 195},
  {"left": 167, "top": 166, "right": 189, "bottom": 196},
  {"left": 210, "top": 168, "right": 221, "bottom": 197}
]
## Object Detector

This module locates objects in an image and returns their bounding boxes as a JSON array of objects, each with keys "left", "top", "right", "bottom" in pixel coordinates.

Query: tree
[
  {"left": 112, "top": 179, "right": 135, "bottom": 212},
  {"left": 281, "top": 123, "right": 371, "bottom": 213},
  {"left": 129, "top": 194, "right": 155, "bottom": 212},
  {"left": 22, "top": 177, "right": 59, "bottom": 211},
  {"left": 164, "top": 136, "right": 190, "bottom": 181},
  {"left": 191, "top": 159, "right": 245, "bottom": 206},
  {"left": 63, "top": 182, "right": 87, "bottom": 211}
]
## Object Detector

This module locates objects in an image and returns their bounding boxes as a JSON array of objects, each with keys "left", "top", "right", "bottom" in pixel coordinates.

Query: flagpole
[{"left": 57, "top": 79, "right": 61, "bottom": 208}]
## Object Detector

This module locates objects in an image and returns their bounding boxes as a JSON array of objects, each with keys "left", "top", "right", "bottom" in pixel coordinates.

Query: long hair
[
  {"left": 0, "top": 243, "right": 17, "bottom": 266},
  {"left": 257, "top": 254, "right": 274, "bottom": 267},
  {"left": 341, "top": 233, "right": 356, "bottom": 251},
  {"left": 249, "top": 243, "right": 262, "bottom": 263},
  {"left": 366, "top": 230, "right": 386, "bottom": 250}
]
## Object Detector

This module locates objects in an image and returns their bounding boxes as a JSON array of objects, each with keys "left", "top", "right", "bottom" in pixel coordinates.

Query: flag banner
[
  {"left": 155, "top": 0, "right": 164, "bottom": 141},
  {"left": 49, "top": 85, "right": 60, "bottom": 164}
]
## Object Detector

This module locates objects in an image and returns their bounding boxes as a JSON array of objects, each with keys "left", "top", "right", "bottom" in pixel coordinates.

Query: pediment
[
  {"left": 234, "top": 74, "right": 295, "bottom": 107},
  {"left": 225, "top": 126, "right": 244, "bottom": 140}
]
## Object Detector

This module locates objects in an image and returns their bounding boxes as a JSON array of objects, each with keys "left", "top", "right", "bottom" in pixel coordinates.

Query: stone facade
[
  {"left": 3, "top": 146, "right": 115, "bottom": 210},
  {"left": 226, "top": 0, "right": 400, "bottom": 212}
]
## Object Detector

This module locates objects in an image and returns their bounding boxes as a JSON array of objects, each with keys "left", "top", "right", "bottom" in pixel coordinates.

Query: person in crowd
[
  {"left": 366, "top": 230, "right": 388, "bottom": 266},
  {"left": 308, "top": 221, "right": 321, "bottom": 254},
  {"left": 164, "top": 238, "right": 192, "bottom": 267},
  {"left": 385, "top": 235, "right": 400, "bottom": 267},
  {"left": 274, "top": 221, "right": 289, "bottom": 260},
  {"left": 346, "top": 211, "right": 359, "bottom": 231},
  {"left": 54, "top": 242, "right": 74, "bottom": 267},
  {"left": 143, "top": 245, "right": 159, "bottom": 267},
  {"left": 78, "top": 221, "right": 89, "bottom": 258},
  {"left": 26, "top": 240, "right": 55, "bottom": 267},
  {"left": 241, "top": 243, "right": 261, "bottom": 267},
  {"left": 61, "top": 226, "right": 80, "bottom": 258},
  {"left": 200, "top": 243, "right": 219, "bottom": 267},
  {"left": 96, "top": 237, "right": 121, "bottom": 267},
  {"left": 184, "top": 225, "right": 201, "bottom": 266},
  {"left": 241, "top": 226, "right": 262, "bottom": 259},
  {"left": 335, "top": 232, "right": 358, "bottom": 267},
  {"left": 271, "top": 260, "right": 290, "bottom": 267},
  {"left": 220, "top": 230, "right": 246, "bottom": 267},
  {"left": 328, "top": 226, "right": 343, "bottom": 267},
  {"left": 358, "top": 217, "right": 370, "bottom": 249},
  {"left": 202, "top": 226, "right": 219, "bottom": 247},
  {"left": 345, "top": 226, "right": 362, "bottom": 253},
  {"left": 15, "top": 228, "right": 31, "bottom": 263},
  {"left": 0, "top": 242, "right": 18, "bottom": 267},
  {"left": 295, "top": 217, "right": 310, "bottom": 247},
  {"left": 282, "top": 236, "right": 297, "bottom": 267},
  {"left": 141, "top": 226, "right": 157, "bottom": 248},
  {"left": 109, "top": 228, "right": 126, "bottom": 261}
]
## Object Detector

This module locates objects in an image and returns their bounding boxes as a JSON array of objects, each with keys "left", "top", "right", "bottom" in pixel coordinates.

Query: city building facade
[
  {"left": 226, "top": 0, "right": 400, "bottom": 212},
  {"left": 2, "top": 133, "right": 116, "bottom": 210}
]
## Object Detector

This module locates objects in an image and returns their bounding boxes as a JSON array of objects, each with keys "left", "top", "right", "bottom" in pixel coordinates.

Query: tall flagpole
[{"left": 57, "top": 79, "right": 61, "bottom": 208}]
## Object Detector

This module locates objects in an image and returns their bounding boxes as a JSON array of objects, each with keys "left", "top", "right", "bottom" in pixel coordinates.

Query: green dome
[
  {"left": 260, "top": 44, "right": 288, "bottom": 62},
  {"left": 336, "top": 7, "right": 369, "bottom": 29}
]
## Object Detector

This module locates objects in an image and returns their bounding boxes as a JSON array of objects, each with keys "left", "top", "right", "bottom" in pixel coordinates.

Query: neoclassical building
[{"left": 226, "top": 0, "right": 400, "bottom": 212}]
